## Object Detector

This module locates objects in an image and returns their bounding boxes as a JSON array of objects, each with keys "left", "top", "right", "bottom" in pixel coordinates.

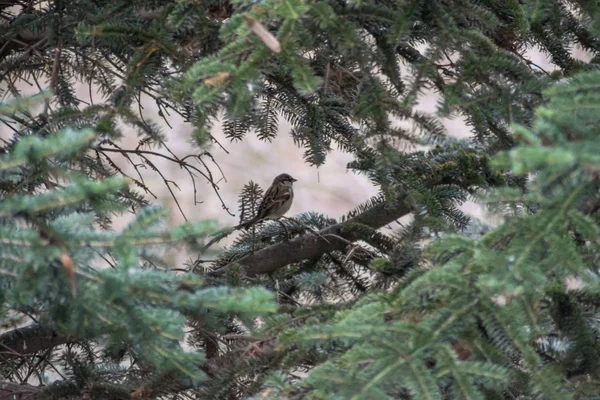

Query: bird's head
[{"left": 273, "top": 173, "right": 297, "bottom": 187}]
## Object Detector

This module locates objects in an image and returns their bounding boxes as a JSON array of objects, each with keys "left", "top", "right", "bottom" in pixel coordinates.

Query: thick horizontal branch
[
  {"left": 0, "top": 334, "right": 279, "bottom": 399},
  {"left": 0, "top": 380, "right": 43, "bottom": 399},
  {"left": 0, "top": 1, "right": 20, "bottom": 12},
  {"left": 219, "top": 174, "right": 600, "bottom": 279},
  {"left": 217, "top": 194, "right": 412, "bottom": 278},
  {"left": 0, "top": 4, "right": 233, "bottom": 62},
  {"left": 0, "top": 379, "right": 104, "bottom": 400},
  {"left": 0, "top": 324, "right": 71, "bottom": 361}
]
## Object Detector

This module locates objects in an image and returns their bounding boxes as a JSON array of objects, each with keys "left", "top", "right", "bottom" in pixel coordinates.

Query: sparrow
[{"left": 242, "top": 173, "right": 297, "bottom": 230}]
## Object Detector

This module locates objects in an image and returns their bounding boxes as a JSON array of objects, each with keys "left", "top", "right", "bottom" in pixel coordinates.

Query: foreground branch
[{"left": 0, "top": 195, "right": 412, "bottom": 360}]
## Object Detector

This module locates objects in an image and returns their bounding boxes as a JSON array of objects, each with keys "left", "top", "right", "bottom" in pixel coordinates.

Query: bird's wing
[{"left": 256, "top": 184, "right": 291, "bottom": 219}]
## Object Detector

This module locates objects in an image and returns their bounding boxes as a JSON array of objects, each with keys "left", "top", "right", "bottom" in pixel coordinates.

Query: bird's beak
[{"left": 292, "top": 178, "right": 298, "bottom": 182}]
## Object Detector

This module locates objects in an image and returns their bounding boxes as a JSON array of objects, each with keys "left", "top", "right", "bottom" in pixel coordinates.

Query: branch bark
[
  {"left": 0, "top": 1, "right": 21, "bottom": 12},
  {"left": 0, "top": 324, "right": 71, "bottom": 361},
  {"left": 0, "top": 380, "right": 42, "bottom": 399},
  {"left": 216, "top": 194, "right": 412, "bottom": 278},
  {"left": 0, "top": 337, "right": 280, "bottom": 399}
]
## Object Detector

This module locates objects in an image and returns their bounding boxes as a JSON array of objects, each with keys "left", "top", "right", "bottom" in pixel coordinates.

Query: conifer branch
[
  {"left": 0, "top": 380, "right": 43, "bottom": 399},
  {"left": 0, "top": 324, "right": 72, "bottom": 361},
  {"left": 0, "top": 324, "right": 281, "bottom": 399},
  {"left": 217, "top": 156, "right": 494, "bottom": 278},
  {"left": 2, "top": 1, "right": 599, "bottom": 398},
  {"left": 214, "top": 193, "right": 413, "bottom": 278}
]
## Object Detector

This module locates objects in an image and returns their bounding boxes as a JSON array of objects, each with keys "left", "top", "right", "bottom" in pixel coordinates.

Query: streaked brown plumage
[{"left": 242, "top": 173, "right": 297, "bottom": 230}]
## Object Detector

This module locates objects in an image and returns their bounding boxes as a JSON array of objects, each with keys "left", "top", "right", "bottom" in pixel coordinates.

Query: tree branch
[
  {"left": 0, "top": 189, "right": 413, "bottom": 397},
  {"left": 215, "top": 193, "right": 412, "bottom": 278},
  {"left": 215, "top": 158, "right": 491, "bottom": 279},
  {"left": 0, "top": 324, "right": 71, "bottom": 361},
  {"left": 0, "top": 0, "right": 21, "bottom": 13},
  {"left": 0, "top": 380, "right": 43, "bottom": 399},
  {"left": 0, "top": 336, "right": 280, "bottom": 399}
]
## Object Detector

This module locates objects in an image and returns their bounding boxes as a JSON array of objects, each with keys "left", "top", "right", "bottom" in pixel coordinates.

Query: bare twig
[{"left": 96, "top": 144, "right": 234, "bottom": 217}]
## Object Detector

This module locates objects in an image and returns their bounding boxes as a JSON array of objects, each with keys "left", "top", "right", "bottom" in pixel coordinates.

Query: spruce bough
[{"left": 1, "top": 1, "right": 600, "bottom": 399}]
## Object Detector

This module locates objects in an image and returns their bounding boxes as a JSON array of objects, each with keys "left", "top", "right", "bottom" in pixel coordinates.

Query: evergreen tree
[{"left": 1, "top": 0, "right": 600, "bottom": 399}]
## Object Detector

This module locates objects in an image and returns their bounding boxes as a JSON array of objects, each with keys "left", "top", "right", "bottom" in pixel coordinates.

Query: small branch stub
[
  {"left": 243, "top": 14, "right": 281, "bottom": 54},
  {"left": 59, "top": 252, "right": 77, "bottom": 297}
]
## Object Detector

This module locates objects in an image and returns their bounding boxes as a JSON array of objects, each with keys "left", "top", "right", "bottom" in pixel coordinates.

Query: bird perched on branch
[{"left": 242, "top": 173, "right": 297, "bottom": 230}]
